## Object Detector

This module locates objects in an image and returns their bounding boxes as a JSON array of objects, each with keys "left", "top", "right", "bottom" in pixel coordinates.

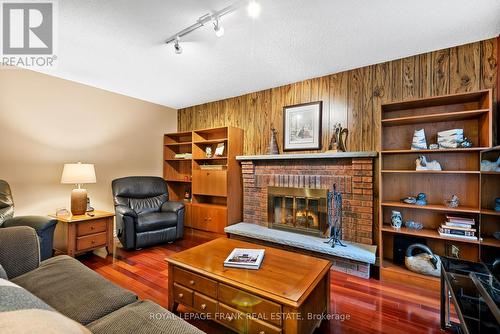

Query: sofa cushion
[
  {"left": 136, "top": 211, "right": 178, "bottom": 232},
  {"left": 11, "top": 255, "right": 137, "bottom": 325},
  {"left": 87, "top": 300, "right": 205, "bottom": 334}
]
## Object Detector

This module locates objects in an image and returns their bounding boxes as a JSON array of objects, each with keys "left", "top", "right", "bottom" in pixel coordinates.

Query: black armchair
[
  {"left": 0, "top": 180, "right": 57, "bottom": 261},
  {"left": 112, "top": 176, "right": 184, "bottom": 250}
]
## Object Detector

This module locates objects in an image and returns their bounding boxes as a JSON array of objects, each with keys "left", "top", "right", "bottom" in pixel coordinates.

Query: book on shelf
[
  {"left": 438, "top": 228, "right": 477, "bottom": 240},
  {"left": 174, "top": 153, "right": 192, "bottom": 159},
  {"left": 439, "top": 227, "right": 475, "bottom": 237},
  {"left": 199, "top": 164, "right": 224, "bottom": 170},
  {"left": 445, "top": 215, "right": 475, "bottom": 224},
  {"left": 223, "top": 248, "right": 265, "bottom": 270},
  {"left": 440, "top": 224, "right": 476, "bottom": 232}
]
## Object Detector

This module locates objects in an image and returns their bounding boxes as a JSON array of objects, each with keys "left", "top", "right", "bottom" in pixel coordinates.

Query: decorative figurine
[
  {"left": 327, "top": 123, "right": 348, "bottom": 153},
  {"left": 495, "top": 198, "right": 500, "bottom": 212},
  {"left": 437, "top": 128, "right": 464, "bottom": 148},
  {"left": 429, "top": 143, "right": 439, "bottom": 150},
  {"left": 411, "top": 129, "right": 427, "bottom": 150},
  {"left": 405, "top": 244, "right": 441, "bottom": 277},
  {"left": 405, "top": 220, "right": 423, "bottom": 230},
  {"left": 459, "top": 137, "right": 473, "bottom": 148},
  {"left": 493, "top": 231, "right": 500, "bottom": 241},
  {"left": 445, "top": 195, "right": 460, "bottom": 208},
  {"left": 205, "top": 147, "right": 212, "bottom": 158},
  {"left": 391, "top": 211, "right": 403, "bottom": 229},
  {"left": 324, "top": 184, "right": 346, "bottom": 248},
  {"left": 416, "top": 155, "right": 442, "bottom": 171},
  {"left": 415, "top": 193, "right": 427, "bottom": 206},
  {"left": 267, "top": 127, "right": 280, "bottom": 155},
  {"left": 401, "top": 196, "right": 417, "bottom": 204}
]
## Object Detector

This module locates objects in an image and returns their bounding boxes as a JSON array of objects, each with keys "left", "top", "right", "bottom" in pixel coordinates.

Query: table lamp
[{"left": 61, "top": 162, "right": 96, "bottom": 215}]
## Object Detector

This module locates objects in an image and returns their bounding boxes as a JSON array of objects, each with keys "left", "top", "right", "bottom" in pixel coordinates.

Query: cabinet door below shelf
[
  {"left": 192, "top": 170, "right": 227, "bottom": 197},
  {"left": 192, "top": 205, "right": 227, "bottom": 233}
]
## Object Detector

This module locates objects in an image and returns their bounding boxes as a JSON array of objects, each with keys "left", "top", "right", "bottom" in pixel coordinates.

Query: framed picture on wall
[{"left": 283, "top": 101, "right": 322, "bottom": 151}]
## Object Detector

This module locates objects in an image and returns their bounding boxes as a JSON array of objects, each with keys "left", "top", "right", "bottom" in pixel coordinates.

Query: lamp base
[{"left": 71, "top": 188, "right": 87, "bottom": 215}]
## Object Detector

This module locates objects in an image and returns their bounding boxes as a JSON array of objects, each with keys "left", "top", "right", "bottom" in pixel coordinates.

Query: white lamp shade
[{"left": 61, "top": 163, "right": 96, "bottom": 184}]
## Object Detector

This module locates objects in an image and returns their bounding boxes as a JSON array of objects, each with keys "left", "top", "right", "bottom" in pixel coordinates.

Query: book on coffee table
[{"left": 223, "top": 248, "right": 265, "bottom": 270}]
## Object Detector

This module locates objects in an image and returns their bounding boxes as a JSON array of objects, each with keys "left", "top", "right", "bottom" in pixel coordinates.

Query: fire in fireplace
[{"left": 267, "top": 186, "right": 328, "bottom": 237}]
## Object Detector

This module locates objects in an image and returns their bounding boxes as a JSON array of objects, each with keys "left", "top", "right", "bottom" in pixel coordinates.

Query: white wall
[{"left": 0, "top": 68, "right": 177, "bottom": 215}]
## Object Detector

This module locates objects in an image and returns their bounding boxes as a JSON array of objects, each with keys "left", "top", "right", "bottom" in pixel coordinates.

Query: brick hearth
[{"left": 240, "top": 157, "right": 375, "bottom": 245}]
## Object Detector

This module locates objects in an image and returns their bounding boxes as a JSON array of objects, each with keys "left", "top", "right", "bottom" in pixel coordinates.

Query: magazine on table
[{"left": 223, "top": 248, "right": 265, "bottom": 270}]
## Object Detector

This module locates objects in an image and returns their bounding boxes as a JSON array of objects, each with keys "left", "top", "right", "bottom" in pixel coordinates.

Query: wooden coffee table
[{"left": 166, "top": 237, "right": 331, "bottom": 334}]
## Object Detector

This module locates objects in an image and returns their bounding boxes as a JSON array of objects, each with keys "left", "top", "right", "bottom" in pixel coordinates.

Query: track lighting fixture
[
  {"left": 174, "top": 37, "right": 182, "bottom": 54},
  {"left": 213, "top": 19, "right": 224, "bottom": 38},
  {"left": 165, "top": 0, "right": 261, "bottom": 54}
]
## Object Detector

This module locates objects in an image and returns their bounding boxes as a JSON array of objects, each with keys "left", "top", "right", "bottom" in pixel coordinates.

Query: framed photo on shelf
[{"left": 283, "top": 101, "right": 322, "bottom": 151}]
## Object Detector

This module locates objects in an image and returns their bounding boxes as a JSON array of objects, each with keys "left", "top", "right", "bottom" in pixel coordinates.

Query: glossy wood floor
[{"left": 80, "top": 228, "right": 452, "bottom": 334}]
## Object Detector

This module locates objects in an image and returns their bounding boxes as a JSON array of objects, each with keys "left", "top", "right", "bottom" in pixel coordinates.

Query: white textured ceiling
[{"left": 36, "top": 0, "right": 500, "bottom": 109}]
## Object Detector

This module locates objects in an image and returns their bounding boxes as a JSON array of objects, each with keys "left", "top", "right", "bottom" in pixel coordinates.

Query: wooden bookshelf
[
  {"left": 379, "top": 89, "right": 492, "bottom": 291},
  {"left": 163, "top": 127, "right": 243, "bottom": 234},
  {"left": 479, "top": 146, "right": 500, "bottom": 266}
]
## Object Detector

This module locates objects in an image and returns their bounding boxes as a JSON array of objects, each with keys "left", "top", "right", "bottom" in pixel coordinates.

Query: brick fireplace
[{"left": 240, "top": 154, "right": 376, "bottom": 245}]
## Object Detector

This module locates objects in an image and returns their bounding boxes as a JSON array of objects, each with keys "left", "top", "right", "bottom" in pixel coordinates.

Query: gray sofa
[{"left": 0, "top": 226, "right": 204, "bottom": 334}]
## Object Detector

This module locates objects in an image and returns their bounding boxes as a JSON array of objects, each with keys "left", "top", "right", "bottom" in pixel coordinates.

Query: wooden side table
[{"left": 50, "top": 210, "right": 115, "bottom": 257}]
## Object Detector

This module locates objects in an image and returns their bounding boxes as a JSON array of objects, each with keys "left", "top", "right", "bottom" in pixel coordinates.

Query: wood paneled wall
[{"left": 178, "top": 38, "right": 498, "bottom": 154}]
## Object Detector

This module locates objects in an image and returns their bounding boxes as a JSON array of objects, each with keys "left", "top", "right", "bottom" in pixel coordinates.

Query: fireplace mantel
[{"left": 236, "top": 151, "right": 378, "bottom": 161}]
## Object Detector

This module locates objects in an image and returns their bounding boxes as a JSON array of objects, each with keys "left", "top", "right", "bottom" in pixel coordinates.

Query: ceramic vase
[{"left": 391, "top": 211, "right": 403, "bottom": 229}]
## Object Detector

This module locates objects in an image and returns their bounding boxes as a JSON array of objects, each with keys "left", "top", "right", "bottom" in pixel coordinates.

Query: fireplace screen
[{"left": 268, "top": 187, "right": 328, "bottom": 236}]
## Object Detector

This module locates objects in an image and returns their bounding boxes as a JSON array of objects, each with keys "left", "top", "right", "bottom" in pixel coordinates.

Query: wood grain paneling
[{"left": 179, "top": 38, "right": 498, "bottom": 154}]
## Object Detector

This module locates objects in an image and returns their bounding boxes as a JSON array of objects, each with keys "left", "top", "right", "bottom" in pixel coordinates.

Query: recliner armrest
[
  {"left": 3, "top": 215, "right": 57, "bottom": 233},
  {"left": 161, "top": 201, "right": 185, "bottom": 213},
  {"left": 115, "top": 205, "right": 138, "bottom": 218}
]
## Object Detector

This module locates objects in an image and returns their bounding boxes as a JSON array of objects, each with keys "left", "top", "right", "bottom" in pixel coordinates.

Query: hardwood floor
[{"left": 80, "top": 228, "right": 452, "bottom": 334}]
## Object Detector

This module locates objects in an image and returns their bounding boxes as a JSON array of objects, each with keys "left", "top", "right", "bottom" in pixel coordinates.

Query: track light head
[
  {"left": 174, "top": 37, "right": 182, "bottom": 54},
  {"left": 247, "top": 0, "right": 261, "bottom": 18},
  {"left": 213, "top": 19, "right": 225, "bottom": 37}
]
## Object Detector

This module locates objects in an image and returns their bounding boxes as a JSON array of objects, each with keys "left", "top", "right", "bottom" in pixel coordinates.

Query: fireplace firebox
[{"left": 268, "top": 186, "right": 328, "bottom": 237}]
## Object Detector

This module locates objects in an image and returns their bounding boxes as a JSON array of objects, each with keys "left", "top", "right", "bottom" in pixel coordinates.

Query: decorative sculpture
[
  {"left": 416, "top": 155, "right": 442, "bottom": 171},
  {"left": 495, "top": 198, "right": 500, "bottom": 212},
  {"left": 415, "top": 193, "right": 428, "bottom": 206},
  {"left": 324, "top": 184, "right": 346, "bottom": 248},
  {"left": 405, "top": 244, "right": 441, "bottom": 277},
  {"left": 327, "top": 123, "right": 348, "bottom": 152},
  {"left": 445, "top": 195, "right": 460, "bottom": 208},
  {"left": 405, "top": 220, "right": 423, "bottom": 230},
  {"left": 459, "top": 137, "right": 473, "bottom": 148},
  {"left": 267, "top": 127, "right": 280, "bottom": 155},
  {"left": 411, "top": 129, "right": 427, "bottom": 150}
]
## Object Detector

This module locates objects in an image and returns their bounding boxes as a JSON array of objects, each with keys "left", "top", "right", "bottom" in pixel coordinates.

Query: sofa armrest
[
  {"left": 115, "top": 205, "right": 138, "bottom": 218},
  {"left": 0, "top": 226, "right": 40, "bottom": 279},
  {"left": 160, "top": 201, "right": 185, "bottom": 213},
  {"left": 3, "top": 215, "right": 57, "bottom": 233}
]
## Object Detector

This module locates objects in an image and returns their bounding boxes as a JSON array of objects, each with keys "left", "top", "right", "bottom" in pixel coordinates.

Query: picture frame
[{"left": 283, "top": 101, "right": 322, "bottom": 151}]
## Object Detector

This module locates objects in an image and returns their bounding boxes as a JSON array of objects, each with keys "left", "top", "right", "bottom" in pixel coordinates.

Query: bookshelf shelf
[{"left": 382, "top": 226, "right": 479, "bottom": 244}]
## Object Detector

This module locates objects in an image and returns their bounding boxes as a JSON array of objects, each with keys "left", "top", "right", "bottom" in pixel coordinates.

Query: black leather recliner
[
  {"left": 0, "top": 180, "right": 58, "bottom": 261},
  {"left": 112, "top": 176, "right": 184, "bottom": 250}
]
